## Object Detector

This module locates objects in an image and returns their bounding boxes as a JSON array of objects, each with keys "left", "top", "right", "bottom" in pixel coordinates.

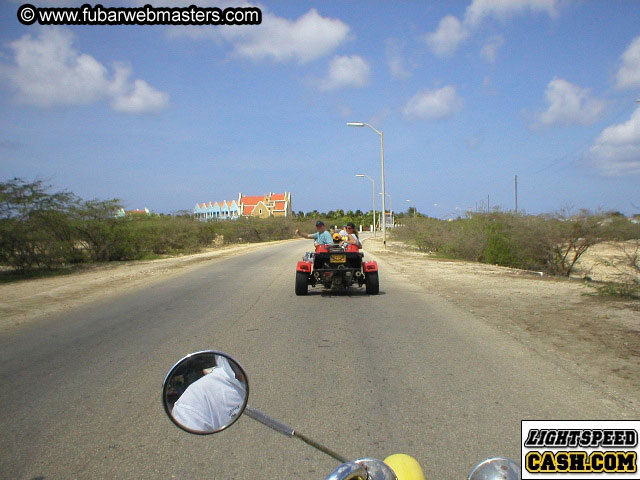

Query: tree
[
  {"left": 605, "top": 210, "right": 625, "bottom": 217},
  {"left": 0, "top": 178, "right": 78, "bottom": 271},
  {"left": 539, "top": 210, "right": 610, "bottom": 276},
  {"left": 171, "top": 209, "right": 192, "bottom": 217},
  {"left": 0, "top": 178, "right": 75, "bottom": 221},
  {"left": 70, "top": 198, "right": 123, "bottom": 261}
]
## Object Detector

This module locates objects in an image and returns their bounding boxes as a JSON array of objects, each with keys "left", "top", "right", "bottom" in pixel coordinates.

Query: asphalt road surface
[{"left": 1, "top": 239, "right": 636, "bottom": 480}]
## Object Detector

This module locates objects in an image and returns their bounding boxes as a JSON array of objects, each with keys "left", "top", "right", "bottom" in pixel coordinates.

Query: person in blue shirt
[{"left": 296, "top": 220, "right": 333, "bottom": 245}]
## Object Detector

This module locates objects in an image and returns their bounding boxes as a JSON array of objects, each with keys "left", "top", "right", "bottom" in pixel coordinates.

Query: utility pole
[
  {"left": 347, "top": 122, "right": 386, "bottom": 248},
  {"left": 487, "top": 194, "right": 490, "bottom": 212},
  {"left": 355, "top": 174, "right": 376, "bottom": 237},
  {"left": 514, "top": 175, "right": 518, "bottom": 213}
]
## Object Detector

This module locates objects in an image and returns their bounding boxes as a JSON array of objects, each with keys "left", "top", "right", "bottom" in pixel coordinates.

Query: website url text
[{"left": 17, "top": 3, "right": 262, "bottom": 26}]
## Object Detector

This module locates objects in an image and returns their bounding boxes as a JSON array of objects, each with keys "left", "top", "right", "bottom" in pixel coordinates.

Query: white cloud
[
  {"left": 616, "top": 36, "right": 640, "bottom": 90},
  {"left": 0, "top": 29, "right": 168, "bottom": 114},
  {"left": 425, "top": 0, "right": 557, "bottom": 57},
  {"left": 534, "top": 78, "right": 605, "bottom": 127},
  {"left": 111, "top": 77, "right": 169, "bottom": 114},
  {"left": 403, "top": 85, "right": 463, "bottom": 120},
  {"left": 386, "top": 38, "right": 410, "bottom": 79},
  {"left": 2, "top": 29, "right": 109, "bottom": 107},
  {"left": 424, "top": 15, "right": 470, "bottom": 57},
  {"left": 319, "top": 55, "right": 370, "bottom": 91},
  {"left": 590, "top": 107, "right": 640, "bottom": 176},
  {"left": 480, "top": 35, "right": 504, "bottom": 63},
  {"left": 464, "top": 0, "right": 558, "bottom": 27},
  {"left": 171, "top": 7, "right": 350, "bottom": 64}
]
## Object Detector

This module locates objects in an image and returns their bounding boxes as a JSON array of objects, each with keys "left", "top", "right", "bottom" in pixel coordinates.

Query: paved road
[{"left": 1, "top": 239, "right": 636, "bottom": 480}]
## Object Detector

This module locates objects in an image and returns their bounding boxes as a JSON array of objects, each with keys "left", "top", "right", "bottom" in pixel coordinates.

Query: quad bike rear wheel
[
  {"left": 295, "top": 271, "right": 309, "bottom": 295},
  {"left": 365, "top": 271, "right": 379, "bottom": 295}
]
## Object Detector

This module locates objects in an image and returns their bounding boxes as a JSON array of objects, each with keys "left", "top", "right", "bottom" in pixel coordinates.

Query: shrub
[
  {"left": 481, "top": 222, "right": 519, "bottom": 267},
  {"left": 393, "top": 210, "right": 622, "bottom": 276},
  {"left": 0, "top": 179, "right": 299, "bottom": 272},
  {"left": 0, "top": 178, "right": 83, "bottom": 271}
]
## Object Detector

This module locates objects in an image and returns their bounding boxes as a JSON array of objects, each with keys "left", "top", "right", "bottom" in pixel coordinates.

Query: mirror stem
[
  {"left": 294, "top": 431, "right": 349, "bottom": 463},
  {"left": 244, "top": 405, "right": 349, "bottom": 463},
  {"left": 244, "top": 405, "right": 294, "bottom": 436}
]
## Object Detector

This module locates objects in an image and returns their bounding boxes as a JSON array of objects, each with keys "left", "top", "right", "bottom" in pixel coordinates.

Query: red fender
[
  {"left": 363, "top": 261, "right": 378, "bottom": 272},
  {"left": 296, "top": 261, "right": 312, "bottom": 273},
  {"left": 315, "top": 245, "right": 329, "bottom": 253}
]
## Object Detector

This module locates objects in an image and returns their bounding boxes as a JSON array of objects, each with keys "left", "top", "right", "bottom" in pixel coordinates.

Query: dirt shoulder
[
  {"left": 0, "top": 239, "right": 296, "bottom": 332},
  {"left": 362, "top": 236, "right": 639, "bottom": 410}
]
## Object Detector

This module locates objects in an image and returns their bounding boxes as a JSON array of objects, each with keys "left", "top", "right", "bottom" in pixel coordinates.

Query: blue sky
[{"left": 1, "top": 0, "right": 639, "bottom": 217}]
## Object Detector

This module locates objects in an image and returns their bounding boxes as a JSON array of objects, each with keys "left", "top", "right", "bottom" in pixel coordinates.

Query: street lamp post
[
  {"left": 348, "top": 122, "right": 387, "bottom": 248},
  {"left": 379, "top": 192, "right": 392, "bottom": 227},
  {"left": 355, "top": 174, "right": 376, "bottom": 237}
]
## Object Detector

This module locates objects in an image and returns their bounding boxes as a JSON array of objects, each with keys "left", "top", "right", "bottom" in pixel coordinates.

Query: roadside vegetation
[
  {"left": 393, "top": 210, "right": 640, "bottom": 298},
  {"left": 0, "top": 178, "right": 381, "bottom": 278},
  {"left": 294, "top": 209, "right": 378, "bottom": 231},
  {"left": 0, "top": 178, "right": 297, "bottom": 275},
  {"left": 3, "top": 178, "right": 638, "bottom": 298},
  {"left": 589, "top": 240, "right": 640, "bottom": 299}
]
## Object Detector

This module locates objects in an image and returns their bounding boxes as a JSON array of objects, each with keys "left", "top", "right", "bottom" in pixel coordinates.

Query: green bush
[
  {"left": 0, "top": 179, "right": 83, "bottom": 271},
  {"left": 393, "top": 210, "right": 634, "bottom": 276},
  {"left": 592, "top": 281, "right": 640, "bottom": 299},
  {"left": 0, "top": 178, "right": 299, "bottom": 272},
  {"left": 481, "top": 223, "right": 519, "bottom": 267}
]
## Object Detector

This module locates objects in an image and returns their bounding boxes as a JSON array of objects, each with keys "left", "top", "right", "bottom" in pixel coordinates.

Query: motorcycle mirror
[
  {"left": 468, "top": 457, "right": 521, "bottom": 480},
  {"left": 162, "top": 350, "right": 249, "bottom": 435}
]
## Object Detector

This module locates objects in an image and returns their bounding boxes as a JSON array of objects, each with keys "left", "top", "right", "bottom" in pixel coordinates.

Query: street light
[
  {"left": 355, "top": 174, "right": 376, "bottom": 237},
  {"left": 348, "top": 122, "right": 387, "bottom": 248},
  {"left": 379, "top": 192, "right": 392, "bottom": 227},
  {"left": 406, "top": 199, "right": 415, "bottom": 218}
]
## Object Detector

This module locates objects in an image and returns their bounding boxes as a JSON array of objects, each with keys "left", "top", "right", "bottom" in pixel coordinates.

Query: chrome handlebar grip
[
  {"left": 325, "top": 458, "right": 397, "bottom": 480},
  {"left": 325, "top": 461, "right": 369, "bottom": 480}
]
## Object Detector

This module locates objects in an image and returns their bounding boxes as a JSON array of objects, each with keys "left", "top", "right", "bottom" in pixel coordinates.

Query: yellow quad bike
[{"left": 162, "top": 351, "right": 521, "bottom": 480}]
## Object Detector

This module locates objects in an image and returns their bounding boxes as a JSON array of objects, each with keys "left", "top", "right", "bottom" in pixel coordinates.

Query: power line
[{"left": 528, "top": 99, "right": 638, "bottom": 176}]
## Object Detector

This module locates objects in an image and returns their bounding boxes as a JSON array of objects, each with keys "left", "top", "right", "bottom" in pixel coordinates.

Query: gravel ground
[{"left": 362, "top": 236, "right": 639, "bottom": 410}]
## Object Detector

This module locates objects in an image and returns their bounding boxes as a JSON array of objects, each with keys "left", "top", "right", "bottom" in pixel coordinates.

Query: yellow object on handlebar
[{"left": 384, "top": 454, "right": 425, "bottom": 480}]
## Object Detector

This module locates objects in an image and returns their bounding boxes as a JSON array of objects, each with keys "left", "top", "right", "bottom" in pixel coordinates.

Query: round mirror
[
  {"left": 468, "top": 457, "right": 521, "bottom": 480},
  {"left": 162, "top": 350, "right": 249, "bottom": 435}
]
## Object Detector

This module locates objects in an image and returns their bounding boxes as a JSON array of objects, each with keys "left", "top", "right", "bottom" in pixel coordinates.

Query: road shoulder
[
  {"left": 362, "top": 236, "right": 639, "bottom": 411},
  {"left": 0, "top": 239, "right": 297, "bottom": 332}
]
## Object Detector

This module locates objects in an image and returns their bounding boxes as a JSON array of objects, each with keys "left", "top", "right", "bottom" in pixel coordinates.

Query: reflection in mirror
[{"left": 162, "top": 351, "right": 249, "bottom": 435}]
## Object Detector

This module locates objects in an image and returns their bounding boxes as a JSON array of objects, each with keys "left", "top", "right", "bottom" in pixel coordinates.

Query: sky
[{"left": 1, "top": 0, "right": 639, "bottom": 218}]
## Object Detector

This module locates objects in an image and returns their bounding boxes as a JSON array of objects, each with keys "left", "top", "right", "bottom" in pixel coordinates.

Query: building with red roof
[
  {"left": 194, "top": 192, "right": 291, "bottom": 220},
  {"left": 238, "top": 192, "right": 292, "bottom": 218},
  {"left": 116, "top": 207, "right": 150, "bottom": 217}
]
